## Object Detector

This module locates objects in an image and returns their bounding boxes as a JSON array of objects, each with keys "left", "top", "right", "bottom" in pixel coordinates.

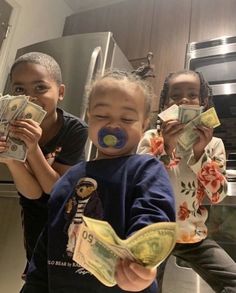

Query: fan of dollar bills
[
  {"left": 73, "top": 216, "right": 177, "bottom": 287},
  {"left": 0, "top": 94, "right": 46, "bottom": 162},
  {"left": 158, "top": 104, "right": 221, "bottom": 150}
]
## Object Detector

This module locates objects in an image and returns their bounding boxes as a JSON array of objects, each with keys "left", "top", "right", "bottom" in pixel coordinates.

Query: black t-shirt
[{"left": 19, "top": 108, "right": 88, "bottom": 260}]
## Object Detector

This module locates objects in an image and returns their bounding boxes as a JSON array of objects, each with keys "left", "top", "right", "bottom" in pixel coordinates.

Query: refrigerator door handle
[
  {"left": 83, "top": 46, "right": 103, "bottom": 161},
  {"left": 81, "top": 46, "right": 103, "bottom": 121}
]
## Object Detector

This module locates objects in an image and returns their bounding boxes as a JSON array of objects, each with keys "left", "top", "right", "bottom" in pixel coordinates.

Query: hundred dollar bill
[
  {"left": 17, "top": 101, "right": 47, "bottom": 124},
  {"left": 0, "top": 136, "right": 28, "bottom": 161},
  {"left": 0, "top": 94, "right": 46, "bottom": 161},
  {"left": 73, "top": 216, "right": 177, "bottom": 287},
  {"left": 0, "top": 95, "right": 28, "bottom": 122}
]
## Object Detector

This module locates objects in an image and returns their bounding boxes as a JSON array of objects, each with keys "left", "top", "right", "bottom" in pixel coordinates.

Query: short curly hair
[
  {"left": 10, "top": 52, "right": 62, "bottom": 86},
  {"left": 87, "top": 69, "right": 154, "bottom": 119}
]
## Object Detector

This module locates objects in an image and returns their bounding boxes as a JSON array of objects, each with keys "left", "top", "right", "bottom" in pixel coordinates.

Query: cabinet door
[
  {"left": 63, "top": 0, "right": 154, "bottom": 60},
  {"left": 190, "top": 0, "right": 236, "bottom": 42},
  {"left": 150, "top": 0, "right": 191, "bottom": 110}
]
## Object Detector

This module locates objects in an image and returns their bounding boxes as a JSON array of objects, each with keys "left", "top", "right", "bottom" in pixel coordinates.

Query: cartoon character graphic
[
  {"left": 65, "top": 177, "right": 103, "bottom": 257},
  {"left": 45, "top": 146, "right": 62, "bottom": 165}
]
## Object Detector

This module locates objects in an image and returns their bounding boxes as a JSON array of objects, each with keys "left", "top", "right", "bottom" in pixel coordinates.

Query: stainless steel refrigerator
[
  {"left": 1, "top": 31, "right": 133, "bottom": 184},
  {"left": 0, "top": 33, "right": 133, "bottom": 292}
]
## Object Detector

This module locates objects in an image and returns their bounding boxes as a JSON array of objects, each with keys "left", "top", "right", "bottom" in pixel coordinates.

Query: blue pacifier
[{"left": 98, "top": 127, "right": 127, "bottom": 149}]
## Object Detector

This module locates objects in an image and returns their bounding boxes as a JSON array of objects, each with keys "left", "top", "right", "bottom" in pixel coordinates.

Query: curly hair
[
  {"left": 10, "top": 52, "right": 62, "bottom": 86},
  {"left": 87, "top": 69, "right": 154, "bottom": 119}
]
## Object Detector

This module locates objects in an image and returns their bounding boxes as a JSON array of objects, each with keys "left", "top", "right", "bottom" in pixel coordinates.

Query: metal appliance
[
  {"left": 185, "top": 35, "right": 236, "bottom": 154},
  {"left": 0, "top": 32, "right": 133, "bottom": 292},
  {"left": 0, "top": 31, "right": 133, "bottom": 187},
  {"left": 162, "top": 36, "right": 236, "bottom": 293}
]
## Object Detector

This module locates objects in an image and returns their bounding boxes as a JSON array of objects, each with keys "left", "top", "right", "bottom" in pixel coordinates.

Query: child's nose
[
  {"left": 179, "top": 97, "right": 190, "bottom": 105},
  {"left": 29, "top": 96, "right": 38, "bottom": 103},
  {"left": 107, "top": 119, "right": 120, "bottom": 127}
]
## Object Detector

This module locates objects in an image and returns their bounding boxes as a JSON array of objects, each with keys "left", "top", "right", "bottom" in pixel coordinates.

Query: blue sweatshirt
[{"left": 21, "top": 154, "right": 176, "bottom": 293}]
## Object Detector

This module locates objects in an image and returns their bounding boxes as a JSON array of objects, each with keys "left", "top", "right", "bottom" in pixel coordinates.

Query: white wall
[{"left": 0, "top": 0, "right": 73, "bottom": 92}]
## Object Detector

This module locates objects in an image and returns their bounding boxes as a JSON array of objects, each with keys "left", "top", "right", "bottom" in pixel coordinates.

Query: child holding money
[
  {"left": 137, "top": 70, "right": 236, "bottom": 292},
  {"left": 0, "top": 52, "right": 88, "bottom": 279},
  {"left": 20, "top": 70, "right": 176, "bottom": 293}
]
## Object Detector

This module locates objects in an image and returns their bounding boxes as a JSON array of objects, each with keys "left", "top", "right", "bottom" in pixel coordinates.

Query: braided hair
[{"left": 158, "top": 70, "right": 213, "bottom": 113}]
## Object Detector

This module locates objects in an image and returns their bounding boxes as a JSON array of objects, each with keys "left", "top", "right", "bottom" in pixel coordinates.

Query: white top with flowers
[{"left": 137, "top": 129, "right": 228, "bottom": 244}]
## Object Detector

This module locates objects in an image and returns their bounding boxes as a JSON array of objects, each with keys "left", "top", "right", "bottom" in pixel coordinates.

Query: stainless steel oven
[
  {"left": 162, "top": 36, "right": 236, "bottom": 293},
  {"left": 185, "top": 35, "right": 236, "bottom": 154}
]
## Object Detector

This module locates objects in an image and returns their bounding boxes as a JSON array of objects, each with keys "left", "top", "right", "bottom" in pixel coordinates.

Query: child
[
  {"left": 137, "top": 70, "right": 236, "bottom": 292},
  {"left": 20, "top": 71, "right": 176, "bottom": 293},
  {"left": 0, "top": 52, "right": 88, "bottom": 278}
]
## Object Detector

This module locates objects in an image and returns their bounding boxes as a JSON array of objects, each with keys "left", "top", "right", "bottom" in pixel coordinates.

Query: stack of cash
[
  {"left": 158, "top": 105, "right": 221, "bottom": 151},
  {"left": 0, "top": 94, "right": 46, "bottom": 162},
  {"left": 73, "top": 216, "right": 177, "bottom": 287}
]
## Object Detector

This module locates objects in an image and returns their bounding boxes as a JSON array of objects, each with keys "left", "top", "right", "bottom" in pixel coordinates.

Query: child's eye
[
  {"left": 35, "top": 85, "right": 48, "bottom": 93},
  {"left": 95, "top": 115, "right": 108, "bottom": 119},
  {"left": 169, "top": 95, "right": 180, "bottom": 101},
  {"left": 121, "top": 118, "right": 135, "bottom": 123},
  {"left": 12, "top": 87, "right": 25, "bottom": 94},
  {"left": 189, "top": 93, "right": 199, "bottom": 99}
]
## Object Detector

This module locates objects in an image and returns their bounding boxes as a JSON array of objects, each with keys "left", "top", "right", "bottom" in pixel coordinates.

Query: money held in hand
[
  {"left": 73, "top": 216, "right": 177, "bottom": 287},
  {"left": 0, "top": 94, "right": 46, "bottom": 161}
]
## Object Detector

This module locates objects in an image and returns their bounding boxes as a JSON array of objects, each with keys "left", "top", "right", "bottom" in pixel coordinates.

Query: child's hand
[
  {"left": 193, "top": 125, "right": 213, "bottom": 161},
  {"left": 115, "top": 259, "right": 157, "bottom": 292},
  {"left": 0, "top": 136, "right": 8, "bottom": 153},
  {"left": 162, "top": 120, "right": 184, "bottom": 155},
  {"left": 0, "top": 136, "right": 14, "bottom": 164},
  {"left": 9, "top": 119, "right": 42, "bottom": 153}
]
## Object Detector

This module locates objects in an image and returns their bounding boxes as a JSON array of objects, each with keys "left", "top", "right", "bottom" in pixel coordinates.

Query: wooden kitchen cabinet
[
  {"left": 63, "top": 0, "right": 154, "bottom": 60},
  {"left": 190, "top": 0, "right": 236, "bottom": 42},
  {"left": 149, "top": 0, "right": 191, "bottom": 109}
]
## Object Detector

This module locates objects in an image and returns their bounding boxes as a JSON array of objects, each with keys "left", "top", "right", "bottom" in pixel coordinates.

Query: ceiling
[{"left": 64, "top": 0, "right": 126, "bottom": 13}]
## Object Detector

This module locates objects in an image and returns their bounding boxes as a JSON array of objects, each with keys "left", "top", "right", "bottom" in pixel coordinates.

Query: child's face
[
  {"left": 165, "top": 74, "right": 201, "bottom": 109},
  {"left": 87, "top": 78, "right": 148, "bottom": 159},
  {"left": 10, "top": 62, "right": 64, "bottom": 119}
]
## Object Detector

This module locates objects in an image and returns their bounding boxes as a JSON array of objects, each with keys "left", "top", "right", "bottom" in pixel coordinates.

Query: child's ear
[
  {"left": 142, "top": 118, "right": 149, "bottom": 132},
  {"left": 202, "top": 97, "right": 209, "bottom": 109},
  {"left": 58, "top": 84, "right": 65, "bottom": 101}
]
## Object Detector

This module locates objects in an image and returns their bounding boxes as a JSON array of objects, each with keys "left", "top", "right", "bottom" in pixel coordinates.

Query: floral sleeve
[
  {"left": 188, "top": 138, "right": 228, "bottom": 204},
  {"left": 137, "top": 129, "right": 180, "bottom": 168}
]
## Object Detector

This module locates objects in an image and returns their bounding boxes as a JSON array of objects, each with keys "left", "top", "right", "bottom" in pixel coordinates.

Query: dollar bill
[
  {"left": 178, "top": 105, "right": 203, "bottom": 124},
  {"left": 178, "top": 107, "right": 221, "bottom": 150},
  {"left": 200, "top": 107, "right": 221, "bottom": 128},
  {"left": 0, "top": 95, "right": 28, "bottom": 122},
  {"left": 73, "top": 216, "right": 177, "bottom": 287},
  {"left": 0, "top": 94, "right": 46, "bottom": 161},
  {"left": 17, "top": 101, "right": 47, "bottom": 124},
  {"left": 0, "top": 136, "right": 28, "bottom": 161},
  {"left": 177, "top": 116, "right": 201, "bottom": 150},
  {"left": 158, "top": 104, "right": 179, "bottom": 121}
]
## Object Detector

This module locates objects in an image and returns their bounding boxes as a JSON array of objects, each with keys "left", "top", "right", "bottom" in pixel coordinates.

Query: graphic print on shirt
[
  {"left": 45, "top": 146, "right": 62, "bottom": 165},
  {"left": 64, "top": 177, "right": 103, "bottom": 257}
]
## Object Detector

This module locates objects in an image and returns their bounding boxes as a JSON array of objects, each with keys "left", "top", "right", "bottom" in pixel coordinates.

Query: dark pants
[
  {"left": 19, "top": 194, "right": 49, "bottom": 271},
  {"left": 157, "top": 238, "right": 236, "bottom": 293}
]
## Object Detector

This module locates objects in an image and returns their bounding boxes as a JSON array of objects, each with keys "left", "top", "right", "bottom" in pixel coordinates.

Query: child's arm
[
  {"left": 4, "top": 160, "right": 43, "bottom": 198},
  {"left": 137, "top": 127, "right": 181, "bottom": 168},
  {"left": 10, "top": 118, "right": 87, "bottom": 194},
  {"left": 0, "top": 136, "right": 42, "bottom": 198},
  {"left": 115, "top": 259, "right": 157, "bottom": 292}
]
